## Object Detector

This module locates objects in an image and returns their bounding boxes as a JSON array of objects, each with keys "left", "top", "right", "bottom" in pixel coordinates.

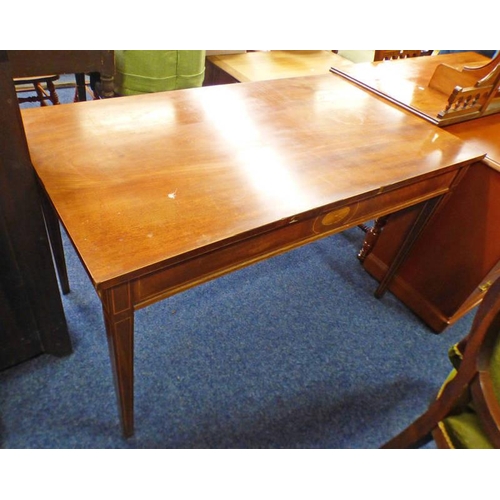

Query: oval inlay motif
[{"left": 322, "top": 207, "right": 351, "bottom": 226}]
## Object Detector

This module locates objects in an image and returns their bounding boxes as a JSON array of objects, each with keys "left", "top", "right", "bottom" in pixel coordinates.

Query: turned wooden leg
[
  {"left": 101, "top": 283, "right": 135, "bottom": 438},
  {"left": 375, "top": 197, "right": 442, "bottom": 299},
  {"left": 98, "top": 73, "right": 115, "bottom": 98},
  {"left": 39, "top": 188, "right": 70, "bottom": 295},
  {"left": 46, "top": 79, "right": 60, "bottom": 105},
  {"left": 357, "top": 216, "right": 389, "bottom": 263},
  {"left": 34, "top": 82, "right": 47, "bottom": 106}
]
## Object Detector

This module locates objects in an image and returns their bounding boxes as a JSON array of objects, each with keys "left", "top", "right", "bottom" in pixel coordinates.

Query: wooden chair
[
  {"left": 14, "top": 74, "right": 60, "bottom": 106},
  {"left": 382, "top": 277, "right": 500, "bottom": 448},
  {"left": 374, "top": 50, "right": 433, "bottom": 61},
  {"left": 7, "top": 50, "right": 115, "bottom": 100}
]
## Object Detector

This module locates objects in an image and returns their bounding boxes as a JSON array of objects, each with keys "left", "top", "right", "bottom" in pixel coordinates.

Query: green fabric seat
[
  {"left": 114, "top": 50, "right": 206, "bottom": 96},
  {"left": 436, "top": 337, "right": 500, "bottom": 448},
  {"left": 441, "top": 408, "right": 493, "bottom": 449},
  {"left": 437, "top": 367, "right": 493, "bottom": 448}
]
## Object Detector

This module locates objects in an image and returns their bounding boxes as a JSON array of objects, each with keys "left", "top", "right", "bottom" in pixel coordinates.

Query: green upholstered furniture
[
  {"left": 431, "top": 335, "right": 500, "bottom": 448},
  {"left": 114, "top": 50, "right": 206, "bottom": 96},
  {"left": 382, "top": 277, "right": 500, "bottom": 449}
]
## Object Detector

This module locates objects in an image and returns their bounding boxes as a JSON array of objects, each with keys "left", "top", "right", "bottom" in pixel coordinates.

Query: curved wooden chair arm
[{"left": 382, "top": 277, "right": 500, "bottom": 448}]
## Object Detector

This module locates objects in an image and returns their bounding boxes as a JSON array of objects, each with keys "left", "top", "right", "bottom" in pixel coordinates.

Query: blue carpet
[
  {"left": 0, "top": 224, "right": 471, "bottom": 448},
  {"left": 1, "top": 85, "right": 472, "bottom": 448}
]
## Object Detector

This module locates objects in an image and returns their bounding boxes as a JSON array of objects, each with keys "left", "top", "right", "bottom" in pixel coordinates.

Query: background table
[
  {"left": 204, "top": 50, "right": 353, "bottom": 85},
  {"left": 330, "top": 52, "right": 491, "bottom": 125},
  {"left": 336, "top": 52, "right": 500, "bottom": 331}
]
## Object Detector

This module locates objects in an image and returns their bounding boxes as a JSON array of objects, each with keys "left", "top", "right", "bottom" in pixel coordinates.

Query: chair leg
[
  {"left": 46, "top": 79, "right": 60, "bottom": 105},
  {"left": 33, "top": 80, "right": 60, "bottom": 106},
  {"left": 34, "top": 82, "right": 47, "bottom": 106},
  {"left": 358, "top": 216, "right": 389, "bottom": 262}
]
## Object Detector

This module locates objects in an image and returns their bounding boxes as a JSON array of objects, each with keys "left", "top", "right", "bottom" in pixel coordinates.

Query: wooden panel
[
  {"left": 7, "top": 50, "right": 114, "bottom": 77},
  {"left": 0, "top": 208, "right": 41, "bottom": 368},
  {"left": 0, "top": 51, "right": 71, "bottom": 369}
]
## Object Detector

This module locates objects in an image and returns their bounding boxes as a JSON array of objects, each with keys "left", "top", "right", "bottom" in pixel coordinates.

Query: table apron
[{"left": 131, "top": 169, "right": 459, "bottom": 309}]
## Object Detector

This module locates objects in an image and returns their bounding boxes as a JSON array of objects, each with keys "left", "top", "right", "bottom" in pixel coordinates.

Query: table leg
[
  {"left": 74, "top": 73, "right": 87, "bottom": 102},
  {"left": 374, "top": 196, "right": 443, "bottom": 298},
  {"left": 101, "top": 283, "right": 135, "bottom": 438},
  {"left": 98, "top": 73, "right": 115, "bottom": 98},
  {"left": 39, "top": 188, "right": 70, "bottom": 295}
]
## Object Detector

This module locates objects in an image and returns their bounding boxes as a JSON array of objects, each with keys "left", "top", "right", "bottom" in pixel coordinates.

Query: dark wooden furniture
[
  {"left": 382, "top": 277, "right": 500, "bottom": 448},
  {"left": 362, "top": 118, "right": 500, "bottom": 332},
  {"left": 21, "top": 73, "right": 484, "bottom": 436},
  {"left": 14, "top": 74, "right": 60, "bottom": 106},
  {"left": 204, "top": 50, "right": 353, "bottom": 86},
  {"left": 0, "top": 51, "right": 71, "bottom": 370},
  {"left": 335, "top": 53, "right": 500, "bottom": 333},
  {"left": 7, "top": 50, "right": 115, "bottom": 99}
]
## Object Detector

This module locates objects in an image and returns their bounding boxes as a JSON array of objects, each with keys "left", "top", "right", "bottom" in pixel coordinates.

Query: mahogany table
[{"left": 21, "top": 73, "right": 484, "bottom": 437}]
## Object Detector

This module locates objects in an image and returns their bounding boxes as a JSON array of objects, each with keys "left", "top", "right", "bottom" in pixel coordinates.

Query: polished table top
[
  {"left": 448, "top": 113, "right": 500, "bottom": 169},
  {"left": 22, "top": 74, "right": 484, "bottom": 293},
  {"left": 207, "top": 50, "right": 353, "bottom": 82}
]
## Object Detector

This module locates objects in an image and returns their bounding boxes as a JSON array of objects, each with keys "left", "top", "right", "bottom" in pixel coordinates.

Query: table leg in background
[{"left": 375, "top": 196, "right": 443, "bottom": 299}]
